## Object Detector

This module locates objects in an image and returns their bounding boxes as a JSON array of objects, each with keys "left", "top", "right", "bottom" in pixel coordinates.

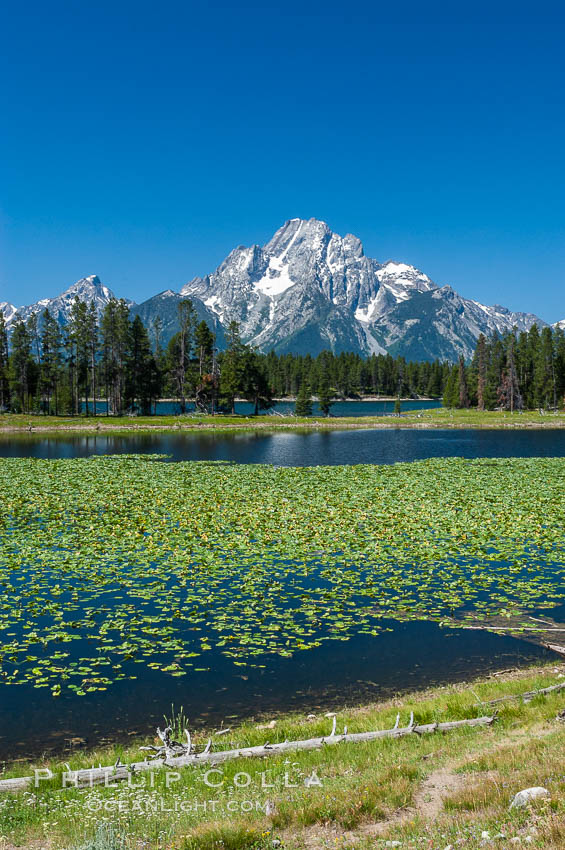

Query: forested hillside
[{"left": 0, "top": 295, "right": 563, "bottom": 416}]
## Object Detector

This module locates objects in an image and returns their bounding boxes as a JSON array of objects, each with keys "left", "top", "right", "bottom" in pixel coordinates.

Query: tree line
[
  {"left": 0, "top": 296, "right": 451, "bottom": 415},
  {"left": 1, "top": 295, "right": 563, "bottom": 415},
  {"left": 443, "top": 325, "right": 565, "bottom": 411}
]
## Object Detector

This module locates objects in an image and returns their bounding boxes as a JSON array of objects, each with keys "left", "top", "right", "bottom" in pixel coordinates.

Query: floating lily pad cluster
[{"left": 0, "top": 454, "right": 564, "bottom": 696}]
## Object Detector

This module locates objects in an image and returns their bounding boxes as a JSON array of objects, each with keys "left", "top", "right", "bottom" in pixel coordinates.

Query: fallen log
[
  {"left": 463, "top": 626, "right": 565, "bottom": 632},
  {"left": 0, "top": 713, "right": 495, "bottom": 793},
  {"left": 545, "top": 644, "right": 565, "bottom": 656},
  {"left": 474, "top": 680, "right": 565, "bottom": 706}
]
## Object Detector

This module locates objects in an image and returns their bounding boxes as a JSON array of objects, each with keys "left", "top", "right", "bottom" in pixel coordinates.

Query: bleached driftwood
[
  {"left": 545, "top": 643, "right": 565, "bottom": 656},
  {"left": 139, "top": 726, "right": 193, "bottom": 760},
  {"left": 463, "top": 626, "right": 565, "bottom": 632},
  {"left": 0, "top": 713, "right": 495, "bottom": 793},
  {"left": 474, "top": 680, "right": 565, "bottom": 706}
]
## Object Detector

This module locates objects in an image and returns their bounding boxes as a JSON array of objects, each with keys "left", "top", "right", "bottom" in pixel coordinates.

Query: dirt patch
[
  {"left": 0, "top": 842, "right": 51, "bottom": 850},
  {"left": 411, "top": 767, "right": 468, "bottom": 820},
  {"left": 283, "top": 723, "right": 559, "bottom": 849},
  {"left": 283, "top": 767, "right": 470, "bottom": 848}
]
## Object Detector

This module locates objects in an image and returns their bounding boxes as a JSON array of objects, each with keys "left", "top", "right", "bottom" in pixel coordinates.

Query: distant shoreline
[
  {"left": 1, "top": 408, "right": 565, "bottom": 434},
  {"left": 61, "top": 395, "right": 438, "bottom": 403}
]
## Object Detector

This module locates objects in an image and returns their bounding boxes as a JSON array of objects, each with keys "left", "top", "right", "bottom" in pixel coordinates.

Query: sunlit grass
[
  {"left": 1, "top": 407, "right": 565, "bottom": 433},
  {"left": 1, "top": 664, "right": 564, "bottom": 848}
]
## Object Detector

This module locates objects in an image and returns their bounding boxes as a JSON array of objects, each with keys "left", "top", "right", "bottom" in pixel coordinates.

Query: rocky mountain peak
[
  {"left": 1, "top": 220, "right": 552, "bottom": 361},
  {"left": 264, "top": 218, "right": 330, "bottom": 255},
  {"left": 4, "top": 276, "right": 119, "bottom": 331},
  {"left": 60, "top": 275, "right": 114, "bottom": 302},
  {"left": 180, "top": 219, "right": 548, "bottom": 359},
  {"left": 0, "top": 302, "right": 18, "bottom": 323}
]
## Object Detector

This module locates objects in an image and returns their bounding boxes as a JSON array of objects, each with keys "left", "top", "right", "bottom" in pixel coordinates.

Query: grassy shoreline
[
  {"left": 1, "top": 408, "right": 565, "bottom": 434},
  {"left": 1, "top": 662, "right": 564, "bottom": 849}
]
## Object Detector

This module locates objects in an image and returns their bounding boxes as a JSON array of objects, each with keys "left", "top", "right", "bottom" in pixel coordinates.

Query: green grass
[
  {"left": 1, "top": 664, "right": 564, "bottom": 849},
  {"left": 1, "top": 407, "right": 565, "bottom": 433}
]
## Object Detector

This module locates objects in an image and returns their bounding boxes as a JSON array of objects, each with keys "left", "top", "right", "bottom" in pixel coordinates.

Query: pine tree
[
  {"left": 174, "top": 299, "right": 197, "bottom": 413},
  {"left": 458, "top": 357, "right": 470, "bottom": 408},
  {"left": 475, "top": 334, "right": 487, "bottom": 410},
  {"left": 484, "top": 336, "right": 504, "bottom": 409},
  {"left": 526, "top": 324, "right": 541, "bottom": 408},
  {"left": 9, "top": 320, "right": 32, "bottom": 412},
  {"left": 193, "top": 320, "right": 216, "bottom": 413},
  {"left": 442, "top": 365, "right": 459, "bottom": 409},
  {"left": 295, "top": 381, "right": 313, "bottom": 416},
  {"left": 86, "top": 302, "right": 99, "bottom": 415},
  {"left": 317, "top": 376, "right": 334, "bottom": 416},
  {"left": 219, "top": 321, "right": 245, "bottom": 414},
  {"left": 534, "top": 326, "right": 555, "bottom": 410},
  {"left": 150, "top": 316, "right": 166, "bottom": 413},
  {"left": 515, "top": 331, "right": 529, "bottom": 405},
  {"left": 40, "top": 309, "right": 63, "bottom": 414},
  {"left": 195, "top": 321, "right": 214, "bottom": 376},
  {"left": 127, "top": 315, "right": 156, "bottom": 414},
  {"left": 101, "top": 298, "right": 131, "bottom": 415},
  {"left": 101, "top": 299, "right": 117, "bottom": 415},
  {"left": 0, "top": 312, "right": 10, "bottom": 411},
  {"left": 27, "top": 312, "right": 41, "bottom": 365},
  {"left": 241, "top": 349, "right": 273, "bottom": 415},
  {"left": 555, "top": 327, "right": 565, "bottom": 407},
  {"left": 497, "top": 334, "right": 522, "bottom": 412},
  {"left": 68, "top": 296, "right": 90, "bottom": 414}
]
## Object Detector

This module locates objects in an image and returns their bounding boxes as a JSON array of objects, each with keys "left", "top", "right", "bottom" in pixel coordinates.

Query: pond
[
  {"left": 0, "top": 452, "right": 563, "bottom": 759},
  {"left": 0, "top": 620, "right": 550, "bottom": 760},
  {"left": 80, "top": 398, "right": 443, "bottom": 416},
  {"left": 2, "top": 427, "right": 565, "bottom": 465}
]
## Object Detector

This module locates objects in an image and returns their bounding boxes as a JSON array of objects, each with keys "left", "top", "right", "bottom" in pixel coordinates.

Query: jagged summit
[
  {"left": 4, "top": 275, "right": 120, "bottom": 330},
  {"left": 0, "top": 302, "right": 17, "bottom": 323},
  {"left": 1, "top": 220, "right": 551, "bottom": 360},
  {"left": 58, "top": 275, "right": 115, "bottom": 304},
  {"left": 180, "top": 218, "right": 546, "bottom": 359}
]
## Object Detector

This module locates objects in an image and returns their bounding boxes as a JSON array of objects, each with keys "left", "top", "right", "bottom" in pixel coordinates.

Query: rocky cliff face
[
  {"left": 3, "top": 275, "right": 120, "bottom": 330},
  {"left": 1, "top": 219, "right": 549, "bottom": 360},
  {"left": 181, "top": 218, "right": 546, "bottom": 359},
  {"left": 130, "top": 290, "right": 225, "bottom": 348},
  {"left": 0, "top": 302, "right": 17, "bottom": 324}
]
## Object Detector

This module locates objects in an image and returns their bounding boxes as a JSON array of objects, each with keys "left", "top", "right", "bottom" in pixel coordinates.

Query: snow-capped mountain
[
  {"left": 1, "top": 220, "right": 553, "bottom": 360},
  {"left": 3, "top": 275, "right": 120, "bottom": 331},
  {"left": 371, "top": 286, "right": 546, "bottom": 362},
  {"left": 0, "top": 302, "right": 17, "bottom": 324},
  {"left": 2, "top": 278, "right": 224, "bottom": 349},
  {"left": 181, "top": 218, "right": 547, "bottom": 360},
  {"left": 555, "top": 319, "right": 565, "bottom": 330}
]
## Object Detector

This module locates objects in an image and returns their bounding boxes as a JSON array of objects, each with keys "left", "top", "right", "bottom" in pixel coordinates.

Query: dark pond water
[
  {"left": 2, "top": 427, "right": 565, "bottom": 465},
  {"left": 0, "top": 619, "right": 552, "bottom": 760},
  {"left": 81, "top": 398, "right": 442, "bottom": 416},
  {"left": 1, "top": 427, "right": 564, "bottom": 759}
]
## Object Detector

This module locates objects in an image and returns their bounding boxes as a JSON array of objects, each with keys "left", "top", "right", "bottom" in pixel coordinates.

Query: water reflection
[
  {"left": 0, "top": 619, "right": 552, "bottom": 760},
  {"left": 2, "top": 427, "right": 565, "bottom": 465}
]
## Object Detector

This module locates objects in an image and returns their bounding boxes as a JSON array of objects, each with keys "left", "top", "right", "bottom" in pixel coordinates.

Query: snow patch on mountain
[
  {"left": 180, "top": 218, "right": 548, "bottom": 360},
  {"left": 0, "top": 302, "right": 18, "bottom": 323},
  {"left": 4, "top": 275, "right": 122, "bottom": 331},
  {"left": 355, "top": 293, "right": 381, "bottom": 323},
  {"left": 2, "top": 219, "right": 553, "bottom": 361},
  {"left": 254, "top": 256, "right": 297, "bottom": 298}
]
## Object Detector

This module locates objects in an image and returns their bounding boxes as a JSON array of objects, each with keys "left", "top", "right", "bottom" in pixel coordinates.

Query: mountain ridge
[{"left": 0, "top": 219, "right": 552, "bottom": 361}]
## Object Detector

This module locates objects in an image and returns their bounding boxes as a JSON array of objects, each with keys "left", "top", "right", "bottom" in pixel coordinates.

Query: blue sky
[{"left": 1, "top": 0, "right": 564, "bottom": 320}]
